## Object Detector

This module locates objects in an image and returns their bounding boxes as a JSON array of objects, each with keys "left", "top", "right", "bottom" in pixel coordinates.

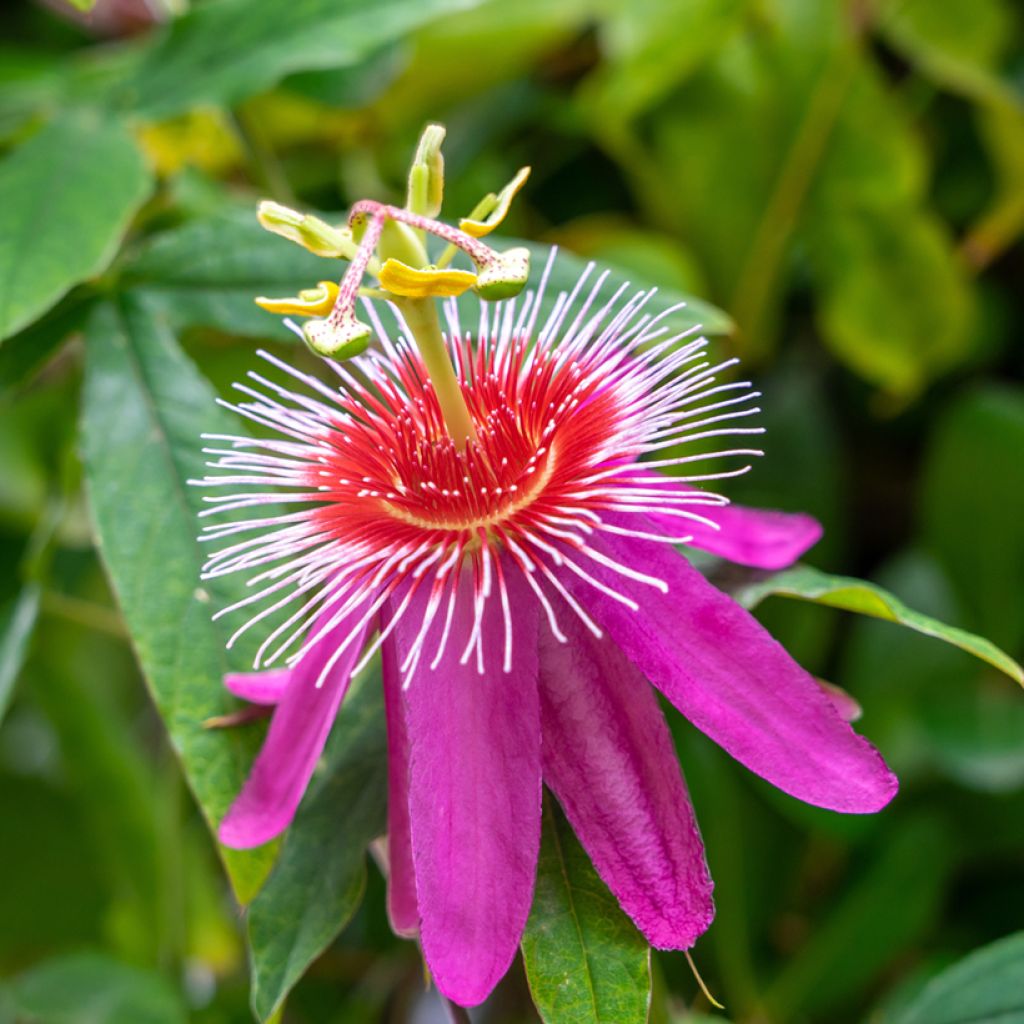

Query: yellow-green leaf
[{"left": 731, "top": 563, "right": 1022, "bottom": 685}]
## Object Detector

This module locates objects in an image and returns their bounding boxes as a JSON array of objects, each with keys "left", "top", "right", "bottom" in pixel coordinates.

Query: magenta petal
[
  {"left": 223, "top": 669, "right": 291, "bottom": 706},
  {"left": 380, "top": 634, "right": 418, "bottom": 938},
  {"left": 539, "top": 610, "right": 714, "bottom": 948},
  {"left": 218, "top": 604, "right": 373, "bottom": 849},
  {"left": 396, "top": 565, "right": 542, "bottom": 1007},
  {"left": 820, "top": 679, "right": 863, "bottom": 723},
  {"left": 563, "top": 515, "right": 898, "bottom": 813},
  {"left": 632, "top": 468, "right": 822, "bottom": 569},
  {"left": 687, "top": 502, "right": 822, "bottom": 569}
]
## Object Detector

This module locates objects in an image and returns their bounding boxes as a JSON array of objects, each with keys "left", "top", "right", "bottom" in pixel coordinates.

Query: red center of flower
[
  {"left": 199, "top": 272, "right": 764, "bottom": 679},
  {"left": 308, "top": 335, "right": 629, "bottom": 551}
]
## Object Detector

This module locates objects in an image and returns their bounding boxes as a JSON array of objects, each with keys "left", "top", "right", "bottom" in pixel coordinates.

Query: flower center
[
  {"left": 382, "top": 433, "right": 558, "bottom": 534},
  {"left": 306, "top": 336, "right": 627, "bottom": 555}
]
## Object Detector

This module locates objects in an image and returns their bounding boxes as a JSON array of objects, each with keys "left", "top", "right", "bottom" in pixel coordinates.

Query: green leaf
[
  {"left": 840, "top": 550, "right": 1024, "bottom": 793},
  {"left": 885, "top": 931, "right": 1024, "bottom": 1024},
  {"left": 0, "top": 293, "right": 96, "bottom": 398},
  {"left": 811, "top": 62, "right": 925, "bottom": 211},
  {"left": 634, "top": 57, "right": 786, "bottom": 318},
  {"left": 808, "top": 205, "right": 973, "bottom": 398},
  {"left": 921, "top": 385, "right": 1024, "bottom": 652},
  {"left": 81, "top": 295, "right": 276, "bottom": 902},
  {"left": 763, "top": 816, "right": 952, "bottom": 1019},
  {"left": 0, "top": 775, "right": 112, "bottom": 956},
  {"left": 29, "top": 624, "right": 169, "bottom": 965},
  {"left": 637, "top": 2, "right": 849, "bottom": 349},
  {"left": 5, "top": 952, "right": 187, "bottom": 1024},
  {"left": 247, "top": 668, "right": 388, "bottom": 1022},
  {"left": 317, "top": 0, "right": 589, "bottom": 127},
  {"left": 124, "top": 208, "right": 330, "bottom": 338},
  {"left": 0, "top": 582, "right": 40, "bottom": 724},
  {"left": 878, "top": 0, "right": 1024, "bottom": 269},
  {"left": 579, "top": 0, "right": 750, "bottom": 125},
  {"left": 128, "top": 0, "right": 483, "bottom": 118},
  {"left": 877, "top": 0, "right": 1017, "bottom": 105},
  {"left": 0, "top": 112, "right": 153, "bottom": 342},
  {"left": 521, "top": 798, "right": 651, "bottom": 1024},
  {"left": 969, "top": 98, "right": 1024, "bottom": 270},
  {"left": 730, "top": 562, "right": 1022, "bottom": 684}
]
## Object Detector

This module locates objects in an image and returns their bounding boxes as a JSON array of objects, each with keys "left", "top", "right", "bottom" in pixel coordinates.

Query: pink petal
[
  {"left": 381, "top": 633, "right": 418, "bottom": 938},
  {"left": 563, "top": 515, "right": 898, "bottom": 813},
  {"left": 223, "top": 669, "right": 291, "bottom": 705},
  {"left": 218, "top": 604, "right": 373, "bottom": 849},
  {"left": 539, "top": 610, "right": 714, "bottom": 948},
  {"left": 631, "top": 467, "right": 822, "bottom": 569},
  {"left": 819, "top": 679, "right": 863, "bottom": 723},
  {"left": 394, "top": 565, "right": 542, "bottom": 1007}
]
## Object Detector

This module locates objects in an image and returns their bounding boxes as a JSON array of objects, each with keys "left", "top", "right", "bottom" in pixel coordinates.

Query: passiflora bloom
[{"left": 198, "top": 252, "right": 897, "bottom": 1006}]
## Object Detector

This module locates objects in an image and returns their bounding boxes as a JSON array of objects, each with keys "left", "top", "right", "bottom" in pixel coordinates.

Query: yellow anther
[
  {"left": 378, "top": 259, "right": 478, "bottom": 299},
  {"left": 254, "top": 280, "right": 339, "bottom": 316},
  {"left": 459, "top": 167, "right": 531, "bottom": 238}
]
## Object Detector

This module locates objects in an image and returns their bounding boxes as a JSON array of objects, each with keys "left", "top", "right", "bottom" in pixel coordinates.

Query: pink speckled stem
[
  {"left": 328, "top": 209, "right": 386, "bottom": 327},
  {"left": 350, "top": 199, "right": 500, "bottom": 269}
]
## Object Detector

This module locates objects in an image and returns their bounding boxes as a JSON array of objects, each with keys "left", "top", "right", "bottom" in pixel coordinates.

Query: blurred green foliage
[{"left": 0, "top": 0, "right": 1022, "bottom": 1021}]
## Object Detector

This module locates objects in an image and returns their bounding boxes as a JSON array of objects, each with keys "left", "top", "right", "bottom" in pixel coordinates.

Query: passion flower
[{"left": 196, "top": 128, "right": 896, "bottom": 1007}]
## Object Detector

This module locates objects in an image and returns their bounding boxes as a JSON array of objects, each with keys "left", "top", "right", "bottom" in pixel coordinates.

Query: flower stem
[{"left": 399, "top": 296, "right": 476, "bottom": 448}]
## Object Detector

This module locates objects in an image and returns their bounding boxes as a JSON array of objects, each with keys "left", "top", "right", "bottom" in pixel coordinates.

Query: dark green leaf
[
  {"left": 81, "top": 295, "right": 276, "bottom": 902},
  {"left": 841, "top": 550, "right": 1024, "bottom": 792},
  {"left": 522, "top": 798, "right": 651, "bottom": 1024},
  {"left": 885, "top": 930, "right": 1024, "bottom": 1024},
  {"left": 30, "top": 626, "right": 169, "bottom": 965},
  {"left": 0, "top": 583, "right": 40, "bottom": 724},
  {"left": 763, "top": 816, "right": 951, "bottom": 1019},
  {"left": 247, "top": 668, "right": 388, "bottom": 1022},
  {"left": 0, "top": 293, "right": 95, "bottom": 398},
  {"left": 921, "top": 385, "right": 1024, "bottom": 652},
  {"left": 731, "top": 562, "right": 1022, "bottom": 684},
  {"left": 128, "top": 0, "right": 483, "bottom": 118},
  {"left": 284, "top": 43, "right": 410, "bottom": 109},
  {"left": 0, "top": 775, "right": 112, "bottom": 956},
  {"left": 0, "top": 112, "right": 153, "bottom": 342},
  {"left": 5, "top": 952, "right": 187, "bottom": 1024},
  {"left": 124, "top": 208, "right": 330, "bottom": 338}
]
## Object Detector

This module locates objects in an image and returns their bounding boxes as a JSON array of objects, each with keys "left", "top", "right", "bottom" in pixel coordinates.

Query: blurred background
[{"left": 0, "top": 0, "right": 1022, "bottom": 1021}]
